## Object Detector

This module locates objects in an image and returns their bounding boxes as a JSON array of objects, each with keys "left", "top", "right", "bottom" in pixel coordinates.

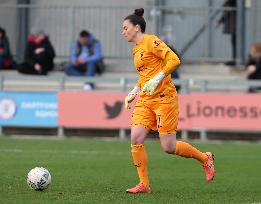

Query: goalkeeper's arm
[
  {"left": 142, "top": 51, "right": 180, "bottom": 95},
  {"left": 125, "top": 85, "right": 140, "bottom": 109},
  {"left": 161, "top": 50, "right": 180, "bottom": 76}
]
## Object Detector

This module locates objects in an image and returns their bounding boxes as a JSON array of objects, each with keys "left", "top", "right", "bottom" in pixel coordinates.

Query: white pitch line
[
  {"left": 0, "top": 148, "right": 261, "bottom": 159},
  {"left": 0, "top": 149, "right": 23, "bottom": 153},
  {"left": 0, "top": 148, "right": 127, "bottom": 155}
]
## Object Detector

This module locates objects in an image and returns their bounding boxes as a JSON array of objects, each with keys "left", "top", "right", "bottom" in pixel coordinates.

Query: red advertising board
[
  {"left": 186, "top": 93, "right": 261, "bottom": 131},
  {"left": 58, "top": 92, "right": 132, "bottom": 128},
  {"left": 58, "top": 92, "right": 261, "bottom": 131}
]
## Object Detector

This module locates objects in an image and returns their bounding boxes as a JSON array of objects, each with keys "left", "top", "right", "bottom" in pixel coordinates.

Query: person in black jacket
[
  {"left": 246, "top": 43, "right": 261, "bottom": 93},
  {"left": 18, "top": 29, "right": 55, "bottom": 75},
  {"left": 216, "top": 0, "right": 237, "bottom": 66},
  {"left": 0, "top": 26, "right": 15, "bottom": 70}
]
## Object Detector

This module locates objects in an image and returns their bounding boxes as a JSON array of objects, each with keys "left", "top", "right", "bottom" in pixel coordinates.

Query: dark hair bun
[{"left": 134, "top": 8, "right": 144, "bottom": 17}]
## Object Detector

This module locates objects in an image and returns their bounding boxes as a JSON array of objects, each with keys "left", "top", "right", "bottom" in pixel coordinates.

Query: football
[{"left": 26, "top": 167, "right": 51, "bottom": 191}]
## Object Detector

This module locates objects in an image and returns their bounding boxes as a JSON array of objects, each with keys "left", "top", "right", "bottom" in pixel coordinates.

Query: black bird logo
[{"left": 104, "top": 101, "right": 123, "bottom": 119}]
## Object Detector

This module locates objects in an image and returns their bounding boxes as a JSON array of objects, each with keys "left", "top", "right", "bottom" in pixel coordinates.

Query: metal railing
[{"left": 2, "top": 74, "right": 261, "bottom": 92}]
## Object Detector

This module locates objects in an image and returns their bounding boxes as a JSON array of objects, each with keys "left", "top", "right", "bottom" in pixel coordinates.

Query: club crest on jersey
[
  {"left": 137, "top": 65, "right": 145, "bottom": 72},
  {"left": 140, "top": 52, "right": 144, "bottom": 61}
]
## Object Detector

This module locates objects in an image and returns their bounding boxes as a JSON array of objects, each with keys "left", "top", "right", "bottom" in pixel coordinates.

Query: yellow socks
[
  {"left": 130, "top": 142, "right": 206, "bottom": 187},
  {"left": 175, "top": 141, "right": 208, "bottom": 163},
  {"left": 131, "top": 144, "right": 150, "bottom": 187}
]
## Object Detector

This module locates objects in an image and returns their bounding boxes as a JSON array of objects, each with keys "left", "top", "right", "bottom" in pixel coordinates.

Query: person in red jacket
[{"left": 18, "top": 29, "right": 55, "bottom": 75}]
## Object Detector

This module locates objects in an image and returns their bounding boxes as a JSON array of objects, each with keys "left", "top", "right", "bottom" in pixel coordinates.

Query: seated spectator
[
  {"left": 0, "top": 26, "right": 15, "bottom": 70},
  {"left": 246, "top": 43, "right": 261, "bottom": 93},
  {"left": 64, "top": 30, "right": 104, "bottom": 90},
  {"left": 18, "top": 29, "right": 55, "bottom": 75}
]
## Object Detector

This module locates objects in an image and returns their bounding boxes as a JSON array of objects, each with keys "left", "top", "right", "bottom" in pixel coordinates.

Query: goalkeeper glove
[
  {"left": 142, "top": 72, "right": 165, "bottom": 95},
  {"left": 125, "top": 86, "right": 140, "bottom": 109}
]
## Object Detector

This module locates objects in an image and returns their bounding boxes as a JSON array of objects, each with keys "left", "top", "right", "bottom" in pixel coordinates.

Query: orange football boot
[
  {"left": 202, "top": 152, "right": 215, "bottom": 182},
  {"left": 126, "top": 183, "right": 152, "bottom": 194}
]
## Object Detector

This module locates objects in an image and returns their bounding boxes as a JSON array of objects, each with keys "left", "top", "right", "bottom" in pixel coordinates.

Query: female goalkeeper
[{"left": 122, "top": 8, "right": 215, "bottom": 194}]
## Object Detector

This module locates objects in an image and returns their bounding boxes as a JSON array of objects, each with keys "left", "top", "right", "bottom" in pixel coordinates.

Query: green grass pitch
[{"left": 0, "top": 137, "right": 260, "bottom": 204}]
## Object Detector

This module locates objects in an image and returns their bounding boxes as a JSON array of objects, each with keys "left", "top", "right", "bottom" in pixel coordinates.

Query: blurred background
[{"left": 0, "top": 0, "right": 261, "bottom": 140}]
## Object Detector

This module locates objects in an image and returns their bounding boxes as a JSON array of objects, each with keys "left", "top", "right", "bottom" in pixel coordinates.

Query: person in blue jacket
[{"left": 65, "top": 30, "right": 103, "bottom": 90}]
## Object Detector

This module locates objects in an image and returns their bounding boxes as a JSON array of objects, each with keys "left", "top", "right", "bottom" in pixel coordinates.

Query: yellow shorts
[{"left": 131, "top": 96, "right": 179, "bottom": 135}]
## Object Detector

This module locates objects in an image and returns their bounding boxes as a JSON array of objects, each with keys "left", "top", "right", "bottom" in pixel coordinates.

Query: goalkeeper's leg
[
  {"left": 159, "top": 134, "right": 215, "bottom": 182},
  {"left": 157, "top": 101, "right": 215, "bottom": 182},
  {"left": 126, "top": 125, "right": 151, "bottom": 193}
]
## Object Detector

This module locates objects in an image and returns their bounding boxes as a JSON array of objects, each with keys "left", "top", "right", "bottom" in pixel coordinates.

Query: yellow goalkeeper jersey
[{"left": 133, "top": 34, "right": 179, "bottom": 101}]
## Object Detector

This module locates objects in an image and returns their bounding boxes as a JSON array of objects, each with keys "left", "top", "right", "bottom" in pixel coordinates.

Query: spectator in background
[
  {"left": 246, "top": 43, "right": 261, "bottom": 93},
  {"left": 216, "top": 0, "right": 237, "bottom": 66},
  {"left": 18, "top": 29, "right": 55, "bottom": 75},
  {"left": 0, "top": 26, "right": 15, "bottom": 70},
  {"left": 64, "top": 30, "right": 103, "bottom": 90}
]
